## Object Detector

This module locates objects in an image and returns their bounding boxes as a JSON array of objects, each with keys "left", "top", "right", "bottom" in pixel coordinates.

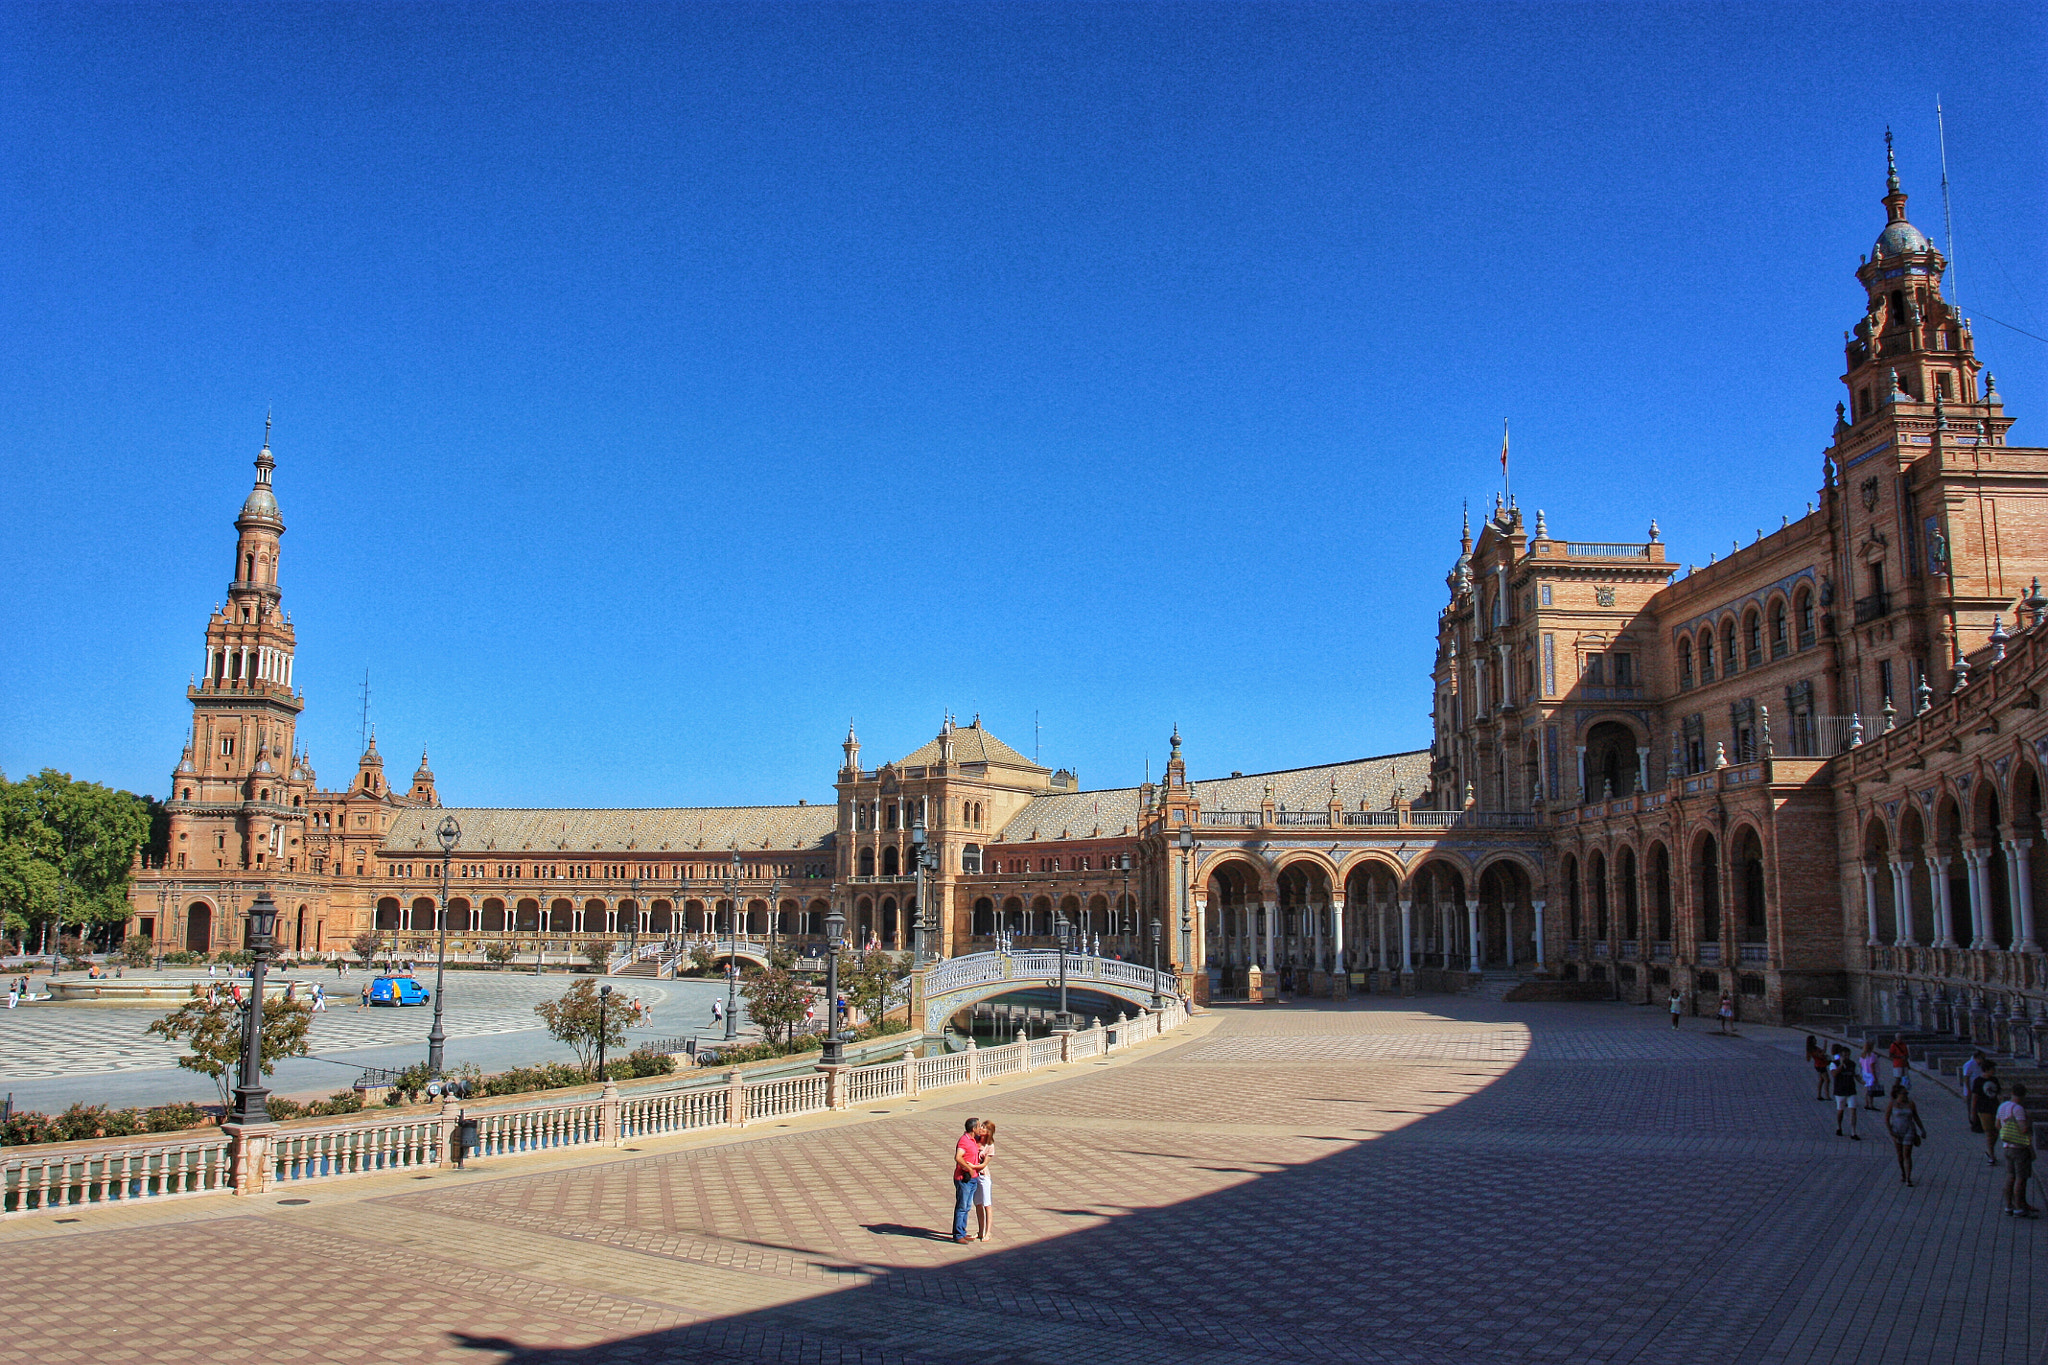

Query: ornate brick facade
[{"left": 127, "top": 147, "right": 2045, "bottom": 1029}]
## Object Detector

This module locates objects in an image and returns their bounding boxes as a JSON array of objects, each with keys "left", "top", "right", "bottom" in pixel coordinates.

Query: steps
[
  {"left": 613, "top": 960, "right": 660, "bottom": 978},
  {"left": 1465, "top": 971, "right": 1524, "bottom": 1002}
]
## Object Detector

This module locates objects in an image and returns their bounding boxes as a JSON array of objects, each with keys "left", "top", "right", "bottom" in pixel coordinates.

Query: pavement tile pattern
[{"left": 0, "top": 997, "right": 2037, "bottom": 1364}]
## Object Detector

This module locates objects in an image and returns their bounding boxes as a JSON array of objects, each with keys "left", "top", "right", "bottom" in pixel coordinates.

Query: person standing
[
  {"left": 973, "top": 1120, "right": 998, "bottom": 1242},
  {"left": 1669, "top": 988, "right": 1684, "bottom": 1030},
  {"left": 1997, "top": 1083, "right": 2037, "bottom": 1218},
  {"left": 1806, "top": 1036, "right": 1830, "bottom": 1101},
  {"left": 1887, "top": 1034, "right": 1912, "bottom": 1092},
  {"left": 1970, "top": 1060, "right": 2004, "bottom": 1166},
  {"left": 1962, "top": 1051, "right": 1985, "bottom": 1130},
  {"left": 1884, "top": 1085, "right": 1925, "bottom": 1185},
  {"left": 1858, "top": 1040, "right": 1882, "bottom": 1110},
  {"left": 358, "top": 981, "right": 370, "bottom": 1011},
  {"left": 1831, "top": 1046, "right": 1862, "bottom": 1139},
  {"left": 1716, "top": 992, "right": 1736, "bottom": 1035},
  {"left": 952, "top": 1117, "right": 984, "bottom": 1244}
]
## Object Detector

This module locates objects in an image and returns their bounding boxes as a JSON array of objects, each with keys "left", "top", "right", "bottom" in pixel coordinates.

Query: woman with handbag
[{"left": 1885, "top": 1084, "right": 1925, "bottom": 1186}]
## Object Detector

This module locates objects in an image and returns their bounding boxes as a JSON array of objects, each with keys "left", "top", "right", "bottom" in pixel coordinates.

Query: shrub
[
  {"left": 0, "top": 1100, "right": 208, "bottom": 1146},
  {"left": 266, "top": 1098, "right": 304, "bottom": 1121},
  {"left": 483, "top": 940, "right": 518, "bottom": 968},
  {"left": 118, "top": 935, "right": 156, "bottom": 967},
  {"left": 143, "top": 1102, "right": 205, "bottom": 1132}
]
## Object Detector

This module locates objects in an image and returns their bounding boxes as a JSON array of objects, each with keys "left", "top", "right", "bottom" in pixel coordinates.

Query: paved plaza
[
  {"left": 0, "top": 996, "right": 2038, "bottom": 1364},
  {"left": 0, "top": 970, "right": 743, "bottom": 1111}
]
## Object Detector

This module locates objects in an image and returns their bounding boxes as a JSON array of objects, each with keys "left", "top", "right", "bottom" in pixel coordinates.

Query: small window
[
  {"left": 1700, "top": 632, "right": 1716, "bottom": 681},
  {"left": 1796, "top": 591, "right": 1816, "bottom": 647},
  {"left": 1583, "top": 655, "right": 1604, "bottom": 685},
  {"left": 1540, "top": 584, "right": 1553, "bottom": 607},
  {"left": 962, "top": 844, "right": 982, "bottom": 874},
  {"left": 1614, "top": 654, "right": 1634, "bottom": 686},
  {"left": 1679, "top": 640, "right": 1694, "bottom": 690},
  {"left": 1722, "top": 622, "right": 1739, "bottom": 674},
  {"left": 220, "top": 736, "right": 235, "bottom": 757}
]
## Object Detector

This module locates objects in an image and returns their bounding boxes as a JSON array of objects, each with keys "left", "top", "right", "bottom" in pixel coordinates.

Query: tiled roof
[
  {"left": 992, "top": 751, "right": 1433, "bottom": 843},
  {"left": 895, "top": 723, "right": 1044, "bottom": 772},
  {"left": 379, "top": 806, "right": 837, "bottom": 856}
]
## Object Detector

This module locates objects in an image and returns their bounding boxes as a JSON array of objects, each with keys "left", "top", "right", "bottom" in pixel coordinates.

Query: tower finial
[
  {"left": 263, "top": 408, "right": 272, "bottom": 449},
  {"left": 1885, "top": 126, "right": 1899, "bottom": 193}
]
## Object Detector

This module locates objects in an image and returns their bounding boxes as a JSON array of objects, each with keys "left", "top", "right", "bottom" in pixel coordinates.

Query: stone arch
[
  {"left": 1340, "top": 854, "right": 1405, "bottom": 976},
  {"left": 548, "top": 898, "right": 574, "bottom": 934},
  {"left": 1691, "top": 830, "right": 1721, "bottom": 942},
  {"left": 684, "top": 898, "right": 706, "bottom": 933},
  {"left": 1588, "top": 848, "right": 1610, "bottom": 939},
  {"left": 1058, "top": 894, "right": 1082, "bottom": 935},
  {"left": 1087, "top": 893, "right": 1109, "bottom": 936},
  {"left": 1731, "top": 822, "right": 1770, "bottom": 942},
  {"left": 879, "top": 896, "right": 898, "bottom": 947},
  {"left": 515, "top": 897, "right": 540, "bottom": 933},
  {"left": 805, "top": 898, "right": 828, "bottom": 935},
  {"left": 1616, "top": 844, "right": 1640, "bottom": 942},
  {"left": 447, "top": 897, "right": 470, "bottom": 934},
  {"left": 1408, "top": 857, "right": 1468, "bottom": 969},
  {"left": 2011, "top": 760, "right": 2047, "bottom": 948},
  {"left": 1896, "top": 805, "right": 1931, "bottom": 945},
  {"left": 973, "top": 896, "right": 995, "bottom": 936},
  {"left": 1583, "top": 717, "right": 1645, "bottom": 800},
  {"left": 855, "top": 895, "right": 874, "bottom": 944},
  {"left": 1475, "top": 857, "right": 1534, "bottom": 968},
  {"left": 1969, "top": 777, "right": 2012, "bottom": 947},
  {"left": 376, "top": 896, "right": 401, "bottom": 932},
  {"left": 1647, "top": 841, "right": 1673, "bottom": 941},
  {"left": 1764, "top": 591, "right": 1791, "bottom": 660},
  {"left": 1001, "top": 896, "right": 1024, "bottom": 934},
  {"left": 1205, "top": 854, "right": 1270, "bottom": 977},
  {"left": 649, "top": 898, "right": 673, "bottom": 934},
  {"left": 582, "top": 898, "right": 607, "bottom": 934},
  {"left": 1030, "top": 895, "right": 1053, "bottom": 937},
  {"left": 481, "top": 896, "right": 507, "bottom": 932},
  {"left": 185, "top": 899, "right": 215, "bottom": 952}
]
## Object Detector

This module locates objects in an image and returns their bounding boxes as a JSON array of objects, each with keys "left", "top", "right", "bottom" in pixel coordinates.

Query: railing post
[
  {"left": 600, "top": 1080, "right": 622, "bottom": 1146},
  {"left": 1057, "top": 1030, "right": 1072, "bottom": 1064},
  {"left": 438, "top": 1094, "right": 460, "bottom": 1165},
  {"left": 902, "top": 1054, "right": 920, "bottom": 1099},
  {"left": 726, "top": 1068, "right": 748, "bottom": 1128},
  {"left": 221, "top": 1123, "right": 274, "bottom": 1197},
  {"left": 967, "top": 1038, "right": 982, "bottom": 1083},
  {"left": 819, "top": 1063, "right": 848, "bottom": 1110}
]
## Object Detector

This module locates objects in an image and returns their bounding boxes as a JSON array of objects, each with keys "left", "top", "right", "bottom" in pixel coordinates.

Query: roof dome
[
  {"left": 1875, "top": 218, "right": 1930, "bottom": 258},
  {"left": 239, "top": 485, "right": 281, "bottom": 521}
]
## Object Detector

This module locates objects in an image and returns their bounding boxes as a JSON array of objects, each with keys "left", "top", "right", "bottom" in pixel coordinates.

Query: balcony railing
[
  {"left": 1652, "top": 941, "right": 1672, "bottom": 961},
  {"left": 1738, "top": 942, "right": 1769, "bottom": 963},
  {"left": 1592, "top": 941, "right": 1611, "bottom": 958},
  {"left": 1620, "top": 939, "right": 1638, "bottom": 959},
  {"left": 1697, "top": 942, "right": 1722, "bottom": 965},
  {"left": 1567, "top": 542, "right": 1654, "bottom": 558},
  {"left": 1853, "top": 591, "right": 1891, "bottom": 625}
]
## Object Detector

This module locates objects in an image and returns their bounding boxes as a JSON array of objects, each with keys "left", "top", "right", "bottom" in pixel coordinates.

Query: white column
[
  {"left": 1889, "top": 860, "right": 1915, "bottom": 947},
  {"left": 1532, "top": 898, "right": 1547, "bottom": 967},
  {"left": 1398, "top": 898, "right": 1414, "bottom": 972},
  {"left": 1332, "top": 897, "right": 1346, "bottom": 971},
  {"left": 1576, "top": 747, "right": 1588, "bottom": 802},
  {"left": 1506, "top": 898, "right": 1517, "bottom": 967},
  {"left": 1263, "top": 899, "right": 1276, "bottom": 970},
  {"left": 2008, "top": 838, "right": 2040, "bottom": 953},
  {"left": 1311, "top": 900, "right": 1324, "bottom": 972},
  {"left": 1963, "top": 847, "right": 1992, "bottom": 948},
  {"left": 1635, "top": 747, "right": 1650, "bottom": 796},
  {"left": 1860, "top": 865, "right": 1879, "bottom": 945},
  {"left": 1466, "top": 898, "right": 1481, "bottom": 970},
  {"left": 1374, "top": 892, "right": 1388, "bottom": 975},
  {"left": 1929, "top": 856, "right": 1955, "bottom": 946}
]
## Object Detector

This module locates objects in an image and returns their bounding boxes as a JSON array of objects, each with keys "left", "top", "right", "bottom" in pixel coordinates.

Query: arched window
[
  {"left": 1768, "top": 600, "right": 1788, "bottom": 659},
  {"left": 962, "top": 843, "right": 982, "bottom": 873},
  {"left": 1796, "top": 589, "right": 1816, "bottom": 647},
  {"left": 858, "top": 848, "right": 875, "bottom": 877},
  {"left": 1743, "top": 610, "right": 1762, "bottom": 668},
  {"left": 1721, "top": 621, "right": 1739, "bottom": 675},
  {"left": 1679, "top": 639, "right": 1694, "bottom": 690},
  {"left": 881, "top": 846, "right": 900, "bottom": 877},
  {"left": 1563, "top": 855, "right": 1581, "bottom": 939},
  {"left": 1699, "top": 630, "right": 1715, "bottom": 681}
]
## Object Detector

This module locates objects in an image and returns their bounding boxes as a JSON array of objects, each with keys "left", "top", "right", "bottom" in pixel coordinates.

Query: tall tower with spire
[{"left": 163, "top": 424, "right": 313, "bottom": 874}]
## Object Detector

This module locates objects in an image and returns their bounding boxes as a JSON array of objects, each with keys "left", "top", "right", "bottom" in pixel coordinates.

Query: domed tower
[
  {"left": 163, "top": 421, "right": 312, "bottom": 874},
  {"left": 408, "top": 748, "right": 440, "bottom": 806}
]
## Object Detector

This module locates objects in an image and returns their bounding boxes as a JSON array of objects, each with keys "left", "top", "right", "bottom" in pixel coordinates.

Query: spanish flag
[{"left": 1500, "top": 419, "right": 1509, "bottom": 477}]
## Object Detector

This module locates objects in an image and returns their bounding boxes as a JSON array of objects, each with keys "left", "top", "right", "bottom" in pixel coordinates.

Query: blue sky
[{"left": 3, "top": 3, "right": 2043, "bottom": 808}]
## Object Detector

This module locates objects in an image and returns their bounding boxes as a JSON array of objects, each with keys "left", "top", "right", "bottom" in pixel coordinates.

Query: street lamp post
[
  {"left": 1149, "top": 916, "right": 1164, "bottom": 1011},
  {"left": 1118, "top": 852, "right": 1131, "bottom": 956},
  {"left": 427, "top": 814, "right": 460, "bottom": 1075},
  {"left": 227, "top": 892, "right": 281, "bottom": 1126},
  {"left": 1053, "top": 912, "right": 1073, "bottom": 1029},
  {"left": 1177, "top": 824, "right": 1195, "bottom": 985},
  {"left": 596, "top": 983, "right": 612, "bottom": 1080},
  {"left": 822, "top": 904, "right": 846, "bottom": 1066},
  {"left": 724, "top": 846, "right": 740, "bottom": 1041}
]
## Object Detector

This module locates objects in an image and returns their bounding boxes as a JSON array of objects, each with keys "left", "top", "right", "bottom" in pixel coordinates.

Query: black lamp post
[
  {"left": 227, "top": 891, "right": 280, "bottom": 1126},
  {"left": 822, "top": 903, "right": 846, "bottom": 1066},
  {"left": 910, "top": 815, "right": 929, "bottom": 963},
  {"left": 724, "top": 845, "right": 741, "bottom": 1041},
  {"left": 1053, "top": 911, "right": 1074, "bottom": 1029},
  {"left": 427, "top": 814, "right": 460, "bottom": 1075},
  {"left": 1177, "top": 824, "right": 1195, "bottom": 980},
  {"left": 596, "top": 983, "right": 612, "bottom": 1080},
  {"left": 1118, "top": 852, "right": 1132, "bottom": 955},
  {"left": 1149, "top": 915, "right": 1164, "bottom": 1011}
]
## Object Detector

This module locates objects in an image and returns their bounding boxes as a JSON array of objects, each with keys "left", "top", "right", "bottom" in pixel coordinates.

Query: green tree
[
  {"left": 838, "top": 948, "right": 907, "bottom": 1030},
  {"left": 533, "top": 978, "right": 631, "bottom": 1078},
  {"left": 350, "top": 932, "right": 382, "bottom": 967},
  {"left": 146, "top": 993, "right": 314, "bottom": 1107},
  {"left": 579, "top": 939, "right": 611, "bottom": 971},
  {"left": 483, "top": 940, "right": 518, "bottom": 968},
  {"left": 0, "top": 769, "right": 151, "bottom": 945},
  {"left": 119, "top": 934, "right": 156, "bottom": 967},
  {"left": 740, "top": 964, "right": 810, "bottom": 1045},
  {"left": 687, "top": 942, "right": 716, "bottom": 977}
]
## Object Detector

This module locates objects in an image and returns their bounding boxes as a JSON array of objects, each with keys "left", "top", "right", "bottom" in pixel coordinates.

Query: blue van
[{"left": 369, "top": 976, "right": 430, "bottom": 1006}]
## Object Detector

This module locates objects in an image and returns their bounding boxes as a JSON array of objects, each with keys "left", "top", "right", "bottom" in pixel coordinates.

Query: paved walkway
[{"left": 0, "top": 997, "right": 2037, "bottom": 1363}]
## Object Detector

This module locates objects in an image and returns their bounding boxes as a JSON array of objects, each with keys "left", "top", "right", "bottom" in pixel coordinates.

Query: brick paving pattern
[{"left": 0, "top": 997, "right": 2036, "bottom": 1363}]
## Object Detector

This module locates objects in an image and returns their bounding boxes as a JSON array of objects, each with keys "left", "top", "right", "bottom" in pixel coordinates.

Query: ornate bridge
[{"left": 917, "top": 950, "right": 1178, "bottom": 1033}]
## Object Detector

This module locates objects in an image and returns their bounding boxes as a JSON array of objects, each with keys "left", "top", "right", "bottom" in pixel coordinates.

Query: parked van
[{"left": 369, "top": 976, "right": 430, "bottom": 1006}]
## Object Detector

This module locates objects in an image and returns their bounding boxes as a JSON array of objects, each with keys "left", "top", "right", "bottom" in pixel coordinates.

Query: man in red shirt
[{"left": 952, "top": 1117, "right": 984, "bottom": 1243}]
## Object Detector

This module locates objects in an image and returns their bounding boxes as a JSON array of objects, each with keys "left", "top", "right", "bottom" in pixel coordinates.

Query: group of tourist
[{"left": 1806, "top": 1033, "right": 2037, "bottom": 1212}]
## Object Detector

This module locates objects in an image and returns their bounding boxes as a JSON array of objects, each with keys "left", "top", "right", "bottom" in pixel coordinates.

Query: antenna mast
[
  {"left": 1936, "top": 98, "right": 1959, "bottom": 310},
  {"left": 359, "top": 670, "right": 372, "bottom": 753}
]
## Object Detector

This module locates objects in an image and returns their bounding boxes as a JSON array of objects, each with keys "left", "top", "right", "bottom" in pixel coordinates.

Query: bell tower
[{"left": 163, "top": 423, "right": 311, "bottom": 872}]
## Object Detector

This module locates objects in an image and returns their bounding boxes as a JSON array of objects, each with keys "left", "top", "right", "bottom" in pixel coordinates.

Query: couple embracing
[{"left": 951, "top": 1117, "right": 998, "bottom": 1243}]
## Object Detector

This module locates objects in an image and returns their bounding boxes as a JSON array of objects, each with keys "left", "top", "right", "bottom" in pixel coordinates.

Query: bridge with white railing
[{"left": 918, "top": 950, "right": 1178, "bottom": 1033}]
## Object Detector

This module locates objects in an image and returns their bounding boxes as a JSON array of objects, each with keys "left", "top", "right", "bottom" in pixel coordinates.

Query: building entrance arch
[{"left": 185, "top": 901, "right": 212, "bottom": 953}]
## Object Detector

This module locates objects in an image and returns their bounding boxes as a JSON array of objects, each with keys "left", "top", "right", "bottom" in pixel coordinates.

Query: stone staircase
[
  {"left": 1465, "top": 970, "right": 1525, "bottom": 1002},
  {"left": 612, "top": 959, "right": 661, "bottom": 978}
]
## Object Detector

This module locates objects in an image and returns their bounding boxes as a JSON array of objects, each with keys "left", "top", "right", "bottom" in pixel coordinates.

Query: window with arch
[
  {"left": 1795, "top": 589, "right": 1816, "bottom": 647},
  {"left": 1699, "top": 630, "right": 1716, "bottom": 682},
  {"left": 1679, "top": 639, "right": 1694, "bottom": 690},
  {"left": 1721, "top": 621, "right": 1739, "bottom": 675},
  {"left": 1768, "top": 600, "right": 1788, "bottom": 659},
  {"left": 1743, "top": 610, "right": 1762, "bottom": 668},
  {"left": 961, "top": 843, "right": 982, "bottom": 874}
]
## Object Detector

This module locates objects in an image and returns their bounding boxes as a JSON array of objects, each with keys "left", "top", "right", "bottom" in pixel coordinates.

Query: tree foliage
[
  {"left": 740, "top": 964, "right": 811, "bottom": 1045},
  {"left": 838, "top": 948, "right": 907, "bottom": 1030},
  {"left": 350, "top": 932, "right": 382, "bottom": 966},
  {"left": 483, "top": 940, "right": 518, "bottom": 967},
  {"left": 533, "top": 978, "right": 634, "bottom": 1078},
  {"left": 0, "top": 769, "right": 151, "bottom": 940},
  {"left": 146, "top": 992, "right": 313, "bottom": 1106},
  {"left": 579, "top": 939, "right": 611, "bottom": 970}
]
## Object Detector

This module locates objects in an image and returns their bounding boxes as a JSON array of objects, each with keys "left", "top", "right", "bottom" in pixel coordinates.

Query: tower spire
[{"left": 1885, "top": 125, "right": 1900, "bottom": 194}]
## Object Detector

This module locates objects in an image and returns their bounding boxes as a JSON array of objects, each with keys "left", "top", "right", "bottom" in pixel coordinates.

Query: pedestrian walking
[
  {"left": 311, "top": 983, "right": 326, "bottom": 1012},
  {"left": 1831, "top": 1046, "right": 1861, "bottom": 1139},
  {"left": 973, "top": 1119, "right": 997, "bottom": 1242},
  {"left": 1858, "top": 1039, "right": 1882, "bottom": 1110},
  {"left": 5, "top": 984, "right": 15, "bottom": 1009},
  {"left": 1669, "top": 988, "right": 1684, "bottom": 1029},
  {"left": 1807, "top": 1035, "right": 1829, "bottom": 1101},
  {"left": 711, "top": 998, "right": 724, "bottom": 1027},
  {"left": 1887, "top": 1034, "right": 1912, "bottom": 1092},
  {"left": 358, "top": 982, "right": 370, "bottom": 1011},
  {"left": 1884, "top": 1085, "right": 1925, "bottom": 1185},
  {"left": 1716, "top": 991, "right": 1736, "bottom": 1035},
  {"left": 1996, "top": 1083, "right": 2037, "bottom": 1218},
  {"left": 1970, "top": 1060, "right": 2004, "bottom": 1165},
  {"left": 1962, "top": 1051, "right": 1985, "bottom": 1129},
  {"left": 952, "top": 1116, "right": 984, "bottom": 1244}
]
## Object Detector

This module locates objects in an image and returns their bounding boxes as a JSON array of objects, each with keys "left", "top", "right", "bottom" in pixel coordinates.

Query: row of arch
[
  {"left": 1677, "top": 583, "right": 1817, "bottom": 690},
  {"left": 1556, "top": 828, "right": 1766, "bottom": 946},
  {"left": 1859, "top": 759, "right": 2047, "bottom": 951},
  {"left": 373, "top": 895, "right": 833, "bottom": 937}
]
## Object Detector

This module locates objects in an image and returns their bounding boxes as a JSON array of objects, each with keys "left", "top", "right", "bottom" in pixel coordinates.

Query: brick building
[{"left": 127, "top": 144, "right": 2045, "bottom": 1031}]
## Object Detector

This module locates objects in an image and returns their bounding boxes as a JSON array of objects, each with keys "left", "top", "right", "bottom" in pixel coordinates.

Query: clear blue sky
[{"left": 4, "top": 3, "right": 2043, "bottom": 808}]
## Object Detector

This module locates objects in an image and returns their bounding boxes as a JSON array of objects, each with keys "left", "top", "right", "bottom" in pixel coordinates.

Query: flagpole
[{"left": 1501, "top": 418, "right": 1511, "bottom": 510}]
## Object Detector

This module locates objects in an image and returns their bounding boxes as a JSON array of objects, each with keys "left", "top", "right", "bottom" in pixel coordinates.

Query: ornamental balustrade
[{"left": 0, "top": 1001, "right": 1190, "bottom": 1216}]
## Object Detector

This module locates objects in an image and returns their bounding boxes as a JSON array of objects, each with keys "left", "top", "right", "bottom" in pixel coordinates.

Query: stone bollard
[
  {"left": 600, "top": 1080, "right": 621, "bottom": 1146},
  {"left": 967, "top": 1038, "right": 982, "bottom": 1084},
  {"left": 1056, "top": 1029, "right": 1073, "bottom": 1064},
  {"left": 438, "top": 1093, "right": 460, "bottom": 1165},
  {"left": 820, "top": 1064, "right": 848, "bottom": 1111},
  {"left": 726, "top": 1068, "right": 748, "bottom": 1128},
  {"left": 903, "top": 1054, "right": 920, "bottom": 1098}
]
